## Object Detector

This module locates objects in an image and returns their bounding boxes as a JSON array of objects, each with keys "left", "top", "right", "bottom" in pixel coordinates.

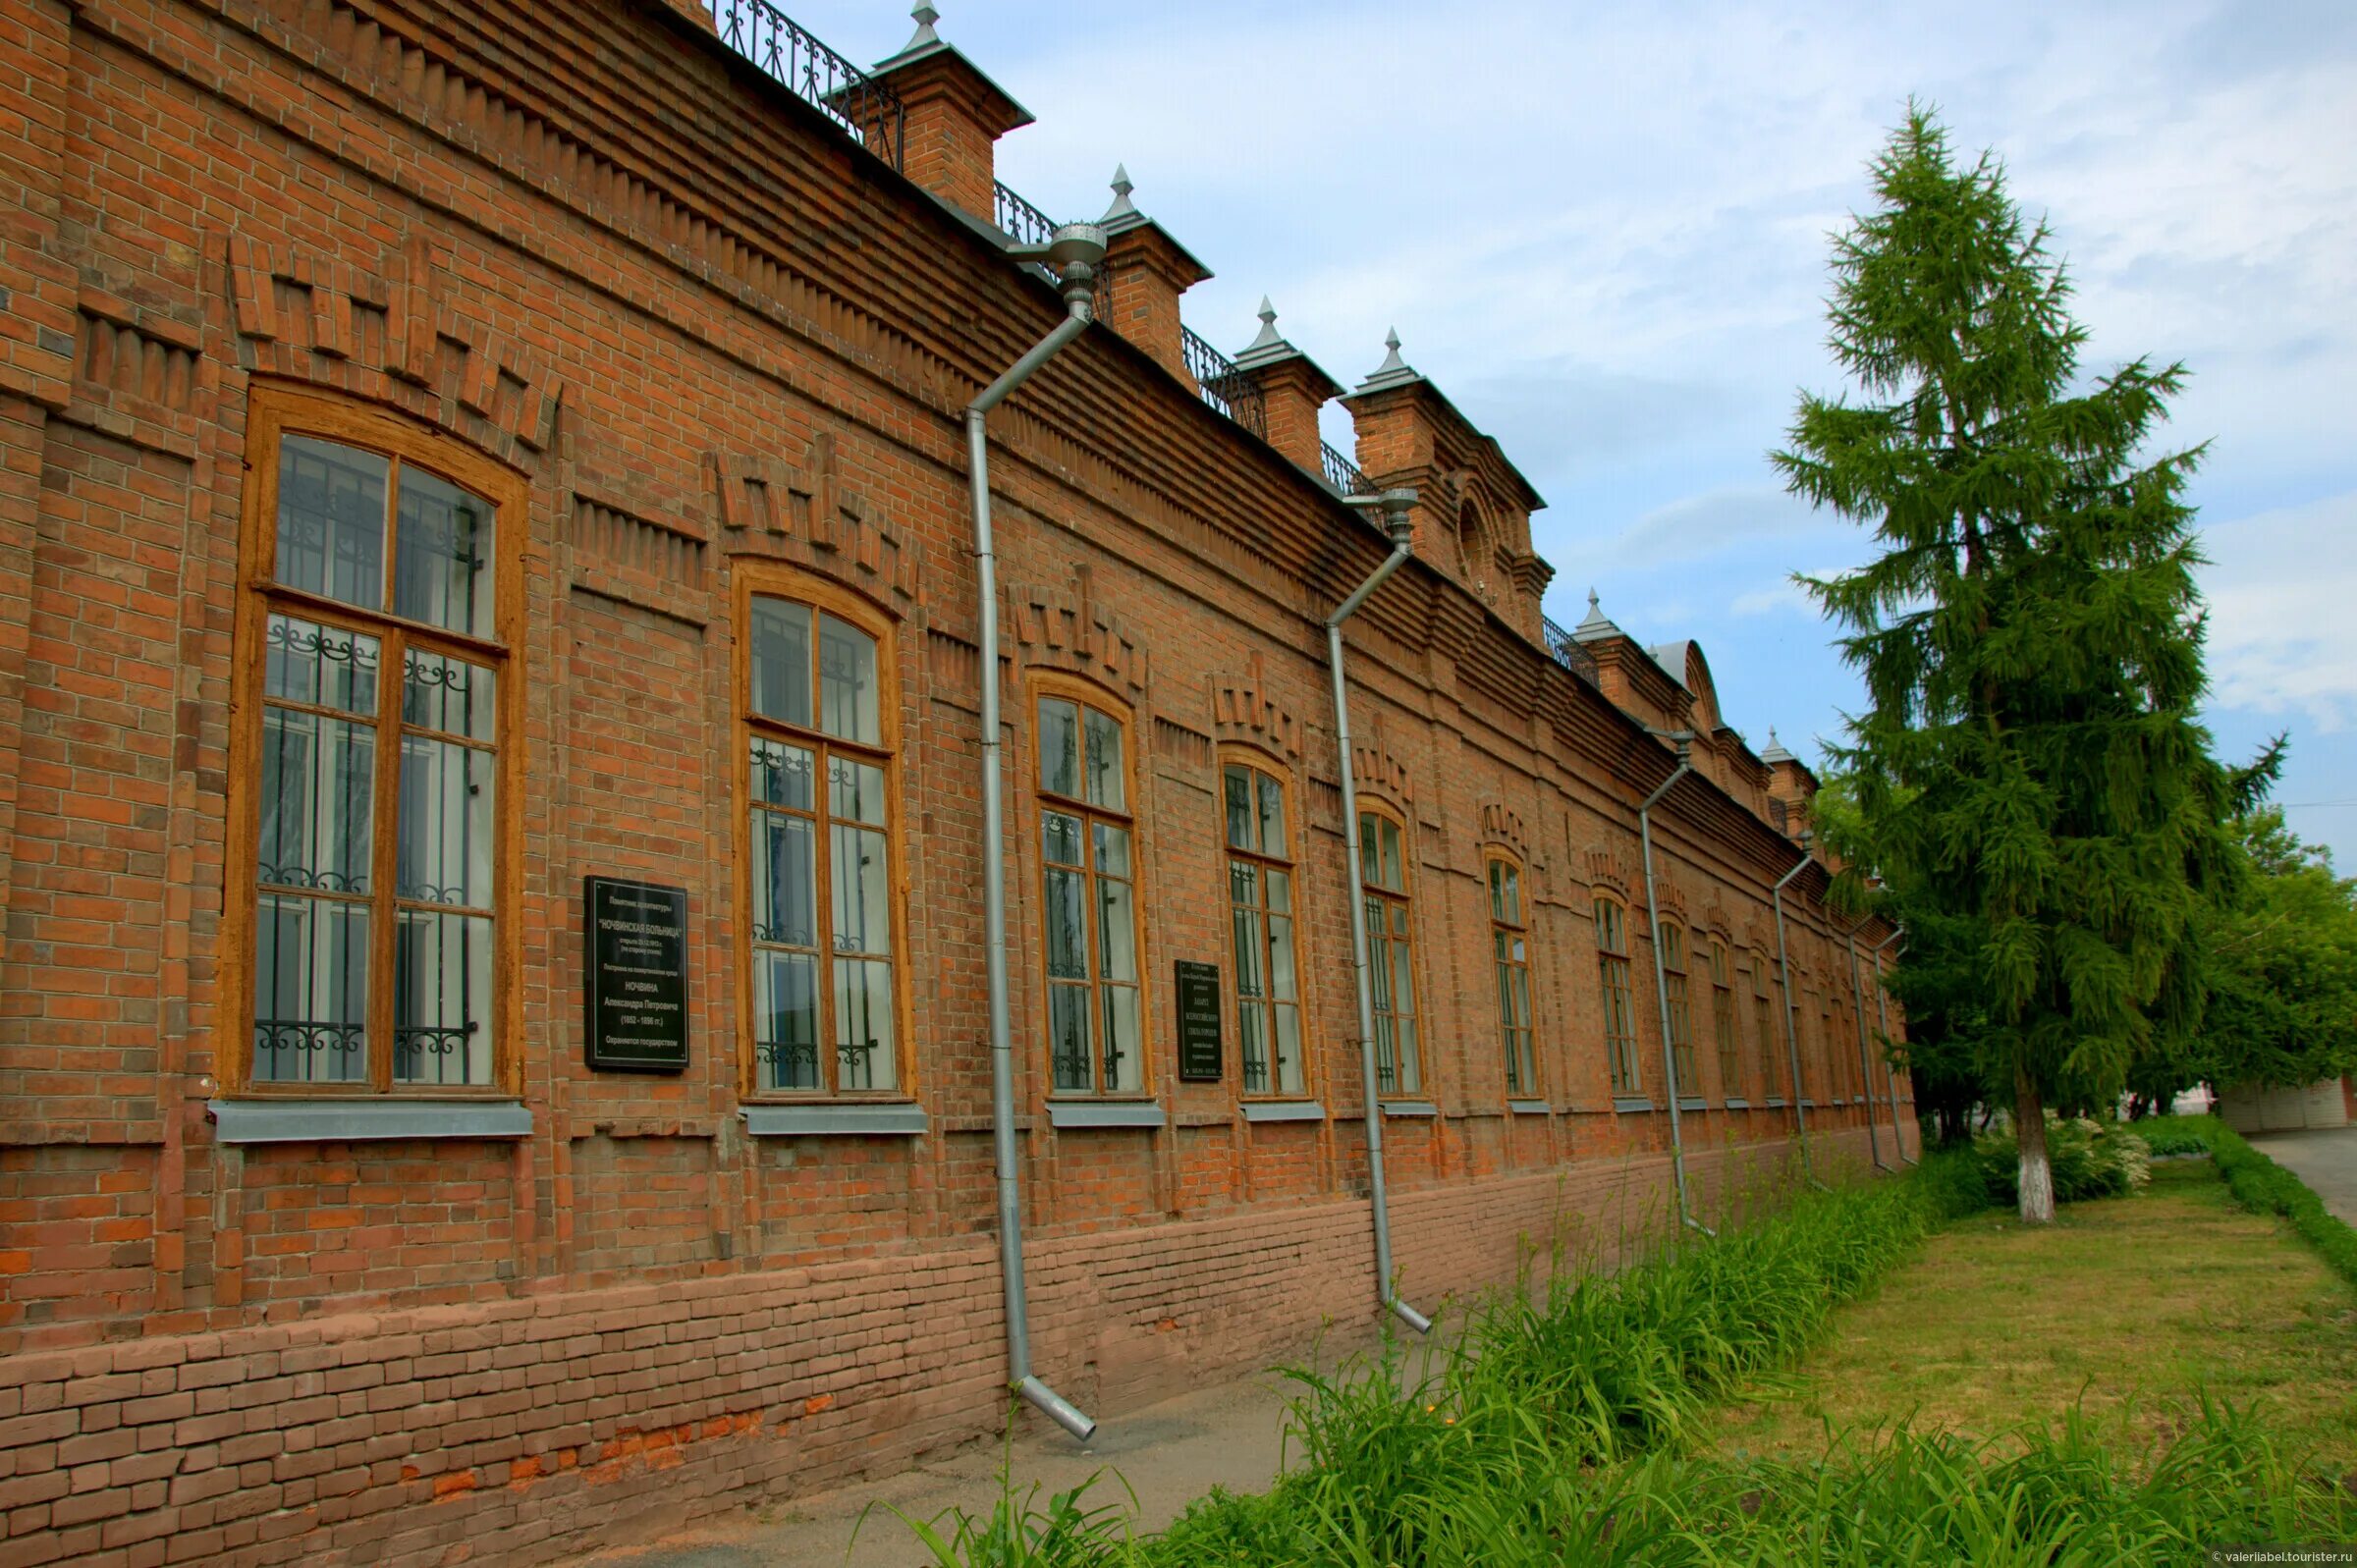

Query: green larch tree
[{"left": 1777, "top": 105, "right": 2255, "bottom": 1222}]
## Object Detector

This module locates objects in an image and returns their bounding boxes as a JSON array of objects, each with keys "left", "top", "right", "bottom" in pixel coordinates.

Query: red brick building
[{"left": 0, "top": 0, "right": 1913, "bottom": 1560}]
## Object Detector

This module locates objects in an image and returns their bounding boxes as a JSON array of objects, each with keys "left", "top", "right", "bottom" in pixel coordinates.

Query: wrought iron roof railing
[
  {"left": 1321, "top": 441, "right": 1372, "bottom": 497},
  {"left": 1181, "top": 325, "right": 1267, "bottom": 439},
  {"left": 713, "top": 0, "right": 904, "bottom": 169},
  {"left": 1544, "top": 615, "right": 1602, "bottom": 686}
]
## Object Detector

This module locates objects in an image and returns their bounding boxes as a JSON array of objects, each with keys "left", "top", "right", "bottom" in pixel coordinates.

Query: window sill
[
  {"left": 1613, "top": 1096, "right": 1657, "bottom": 1115},
  {"left": 741, "top": 1103, "right": 927, "bottom": 1137},
  {"left": 1046, "top": 1100, "right": 1165, "bottom": 1130},
  {"left": 1724, "top": 1098, "right": 1751, "bottom": 1109},
  {"left": 1380, "top": 1100, "right": 1438, "bottom": 1117},
  {"left": 1241, "top": 1101, "right": 1325, "bottom": 1123},
  {"left": 1507, "top": 1099, "right": 1550, "bottom": 1116},
  {"left": 210, "top": 1099, "right": 532, "bottom": 1144},
  {"left": 1765, "top": 1098, "right": 1789, "bottom": 1108},
  {"left": 1677, "top": 1097, "right": 1708, "bottom": 1113}
]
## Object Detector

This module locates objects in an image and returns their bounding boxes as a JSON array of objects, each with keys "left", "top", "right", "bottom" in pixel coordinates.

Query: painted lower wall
[
  {"left": 0, "top": 1126, "right": 1906, "bottom": 1567},
  {"left": 2219, "top": 1079, "right": 2355, "bottom": 1134}
]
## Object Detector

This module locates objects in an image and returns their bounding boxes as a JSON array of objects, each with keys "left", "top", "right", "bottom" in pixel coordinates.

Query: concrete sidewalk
[
  {"left": 569, "top": 1369, "right": 1306, "bottom": 1568},
  {"left": 2246, "top": 1126, "right": 2357, "bottom": 1226}
]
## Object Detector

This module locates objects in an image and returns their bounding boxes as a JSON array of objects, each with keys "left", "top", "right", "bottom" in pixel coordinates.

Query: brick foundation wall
[{"left": 0, "top": 1127, "right": 1899, "bottom": 1567}]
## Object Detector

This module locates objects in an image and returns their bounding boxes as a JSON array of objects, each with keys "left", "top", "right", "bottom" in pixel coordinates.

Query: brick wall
[{"left": 0, "top": 0, "right": 1916, "bottom": 1561}]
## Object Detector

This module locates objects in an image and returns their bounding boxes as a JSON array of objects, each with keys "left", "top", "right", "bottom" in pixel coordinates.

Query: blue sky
[{"left": 775, "top": 1, "right": 2357, "bottom": 864}]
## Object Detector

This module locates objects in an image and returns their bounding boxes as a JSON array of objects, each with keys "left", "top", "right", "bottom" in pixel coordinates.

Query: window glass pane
[
  {"left": 1096, "top": 874, "right": 1136, "bottom": 984},
  {"left": 1272, "top": 1004, "right": 1302, "bottom": 1096},
  {"left": 1044, "top": 866, "right": 1086, "bottom": 979},
  {"left": 402, "top": 650, "right": 496, "bottom": 741},
  {"left": 1396, "top": 1016, "right": 1420, "bottom": 1093},
  {"left": 1083, "top": 707, "right": 1124, "bottom": 811},
  {"left": 397, "top": 735, "right": 495, "bottom": 908},
  {"left": 1231, "top": 903, "right": 1266, "bottom": 998},
  {"left": 1038, "top": 699, "right": 1079, "bottom": 797},
  {"left": 393, "top": 909, "right": 492, "bottom": 1084},
  {"left": 1256, "top": 773, "right": 1285, "bottom": 856},
  {"left": 1236, "top": 1000, "right": 1269, "bottom": 1093},
  {"left": 392, "top": 466, "right": 495, "bottom": 636},
  {"left": 1093, "top": 823, "right": 1130, "bottom": 879},
  {"left": 251, "top": 892, "right": 368, "bottom": 1082},
  {"left": 1489, "top": 862, "right": 1505, "bottom": 922},
  {"left": 829, "top": 757, "right": 887, "bottom": 827},
  {"left": 817, "top": 614, "right": 880, "bottom": 745},
  {"left": 1390, "top": 937, "right": 1416, "bottom": 1015},
  {"left": 1390, "top": 903, "right": 1409, "bottom": 940},
  {"left": 748, "top": 600, "right": 812, "bottom": 729},
  {"left": 258, "top": 707, "right": 374, "bottom": 893},
  {"left": 1373, "top": 1009, "right": 1398, "bottom": 1094},
  {"left": 834, "top": 957, "right": 895, "bottom": 1090},
  {"left": 753, "top": 949, "right": 820, "bottom": 1090},
  {"left": 1500, "top": 864, "right": 1521, "bottom": 924},
  {"left": 831, "top": 824, "right": 891, "bottom": 955},
  {"left": 1043, "top": 809, "right": 1083, "bottom": 869},
  {"left": 750, "top": 737, "right": 814, "bottom": 812},
  {"left": 1358, "top": 813, "right": 1379, "bottom": 886},
  {"left": 1229, "top": 858, "right": 1260, "bottom": 913},
  {"left": 275, "top": 436, "right": 386, "bottom": 610},
  {"left": 1267, "top": 914, "right": 1296, "bottom": 1000},
  {"left": 1050, "top": 984, "right": 1092, "bottom": 1091},
  {"left": 1382, "top": 820, "right": 1403, "bottom": 890},
  {"left": 1224, "top": 766, "right": 1253, "bottom": 851},
  {"left": 264, "top": 615, "right": 379, "bottom": 713},
  {"left": 1101, "top": 985, "right": 1140, "bottom": 1093},
  {"left": 1265, "top": 867, "right": 1290, "bottom": 916},
  {"left": 749, "top": 809, "right": 816, "bottom": 948},
  {"left": 1510, "top": 965, "right": 1532, "bottom": 1029}
]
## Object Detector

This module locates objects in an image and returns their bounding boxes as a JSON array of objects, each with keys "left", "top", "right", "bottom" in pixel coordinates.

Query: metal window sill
[
  {"left": 1241, "top": 1100, "right": 1325, "bottom": 1123},
  {"left": 1507, "top": 1099, "right": 1550, "bottom": 1116},
  {"left": 1677, "top": 1097, "right": 1708, "bottom": 1112},
  {"left": 1613, "top": 1096, "right": 1657, "bottom": 1114},
  {"left": 1724, "top": 1098, "right": 1751, "bottom": 1109},
  {"left": 1765, "top": 1098, "right": 1789, "bottom": 1108},
  {"left": 741, "top": 1103, "right": 928, "bottom": 1137},
  {"left": 1380, "top": 1100, "right": 1438, "bottom": 1117},
  {"left": 210, "top": 1099, "right": 532, "bottom": 1144},
  {"left": 1045, "top": 1100, "right": 1166, "bottom": 1130}
]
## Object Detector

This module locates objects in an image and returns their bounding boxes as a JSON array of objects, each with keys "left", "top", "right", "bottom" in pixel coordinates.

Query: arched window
[
  {"left": 1358, "top": 806, "right": 1419, "bottom": 1095},
  {"left": 1749, "top": 947, "right": 1780, "bottom": 1101},
  {"left": 1036, "top": 682, "right": 1144, "bottom": 1096},
  {"left": 1710, "top": 939, "right": 1739, "bottom": 1100},
  {"left": 1224, "top": 754, "right": 1303, "bottom": 1097},
  {"left": 232, "top": 389, "right": 521, "bottom": 1094},
  {"left": 740, "top": 572, "right": 904, "bottom": 1096},
  {"left": 1488, "top": 854, "right": 1535, "bottom": 1095},
  {"left": 1595, "top": 896, "right": 1639, "bottom": 1098},
  {"left": 1661, "top": 921, "right": 1696, "bottom": 1099}
]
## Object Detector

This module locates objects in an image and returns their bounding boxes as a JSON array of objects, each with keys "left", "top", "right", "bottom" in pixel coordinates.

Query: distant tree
[
  {"left": 2194, "top": 810, "right": 2357, "bottom": 1095},
  {"left": 1776, "top": 105, "right": 2263, "bottom": 1222}
]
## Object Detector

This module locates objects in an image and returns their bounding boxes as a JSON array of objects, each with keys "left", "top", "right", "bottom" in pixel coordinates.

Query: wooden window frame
[
  {"left": 1487, "top": 851, "right": 1537, "bottom": 1097},
  {"left": 1222, "top": 746, "right": 1310, "bottom": 1100},
  {"left": 221, "top": 385, "right": 525, "bottom": 1099},
  {"left": 1356, "top": 800, "right": 1422, "bottom": 1098},
  {"left": 1030, "top": 673, "right": 1151, "bottom": 1100},
  {"left": 1661, "top": 920, "right": 1697, "bottom": 1099},
  {"left": 732, "top": 562, "right": 914, "bottom": 1102},
  {"left": 1750, "top": 947, "right": 1781, "bottom": 1100},
  {"left": 1709, "top": 938, "right": 1740, "bottom": 1100},
  {"left": 1595, "top": 894, "right": 1641, "bottom": 1098}
]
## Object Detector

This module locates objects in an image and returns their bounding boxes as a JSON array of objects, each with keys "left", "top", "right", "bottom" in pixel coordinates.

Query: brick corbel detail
[{"left": 708, "top": 431, "right": 917, "bottom": 613}]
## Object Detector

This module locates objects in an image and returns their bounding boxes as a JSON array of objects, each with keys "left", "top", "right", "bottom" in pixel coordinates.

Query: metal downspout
[
  {"left": 1844, "top": 921, "right": 1889, "bottom": 1171},
  {"left": 1873, "top": 929, "right": 1913, "bottom": 1163},
  {"left": 1772, "top": 842, "right": 1828, "bottom": 1192},
  {"left": 969, "top": 239, "right": 1103, "bottom": 1442},
  {"left": 1638, "top": 748, "right": 1710, "bottom": 1236},
  {"left": 1328, "top": 492, "right": 1431, "bottom": 1334}
]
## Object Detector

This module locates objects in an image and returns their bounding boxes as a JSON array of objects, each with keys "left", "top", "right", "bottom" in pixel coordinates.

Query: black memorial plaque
[
  {"left": 1175, "top": 959, "right": 1223, "bottom": 1082},
  {"left": 584, "top": 877, "right": 690, "bottom": 1073}
]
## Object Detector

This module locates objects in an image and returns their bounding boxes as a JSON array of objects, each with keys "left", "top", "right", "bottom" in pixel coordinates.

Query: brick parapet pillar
[
  {"left": 866, "top": 27, "right": 1034, "bottom": 224},
  {"left": 1232, "top": 304, "right": 1342, "bottom": 478}
]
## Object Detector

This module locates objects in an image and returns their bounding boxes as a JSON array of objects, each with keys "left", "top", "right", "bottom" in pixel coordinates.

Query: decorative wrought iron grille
[
  {"left": 1321, "top": 441, "right": 1372, "bottom": 496},
  {"left": 1543, "top": 615, "right": 1602, "bottom": 686},
  {"left": 712, "top": 0, "right": 905, "bottom": 169},
  {"left": 1181, "top": 326, "right": 1267, "bottom": 439}
]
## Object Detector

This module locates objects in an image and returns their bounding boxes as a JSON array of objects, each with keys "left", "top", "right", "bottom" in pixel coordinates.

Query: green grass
[{"left": 892, "top": 1152, "right": 2357, "bottom": 1565}]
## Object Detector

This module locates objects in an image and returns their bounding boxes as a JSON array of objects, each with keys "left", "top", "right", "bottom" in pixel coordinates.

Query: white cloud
[{"left": 2200, "top": 490, "right": 2357, "bottom": 732}]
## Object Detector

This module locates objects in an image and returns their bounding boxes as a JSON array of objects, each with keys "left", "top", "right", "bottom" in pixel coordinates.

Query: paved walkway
[
  {"left": 2246, "top": 1126, "right": 2357, "bottom": 1226},
  {"left": 571, "top": 1369, "right": 1302, "bottom": 1568}
]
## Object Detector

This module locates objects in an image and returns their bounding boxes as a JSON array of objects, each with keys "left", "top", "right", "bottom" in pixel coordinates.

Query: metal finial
[
  {"left": 1372, "top": 327, "right": 1406, "bottom": 376},
  {"left": 1768, "top": 726, "right": 1779, "bottom": 746},
  {"left": 905, "top": 2, "right": 941, "bottom": 49},
  {"left": 1101, "top": 163, "right": 1141, "bottom": 225},
  {"left": 1587, "top": 586, "right": 1600, "bottom": 611},
  {"left": 1241, "top": 296, "right": 1283, "bottom": 354}
]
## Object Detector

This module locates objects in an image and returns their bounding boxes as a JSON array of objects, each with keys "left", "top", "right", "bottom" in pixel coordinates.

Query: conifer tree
[{"left": 1777, "top": 106, "right": 2251, "bottom": 1222}]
